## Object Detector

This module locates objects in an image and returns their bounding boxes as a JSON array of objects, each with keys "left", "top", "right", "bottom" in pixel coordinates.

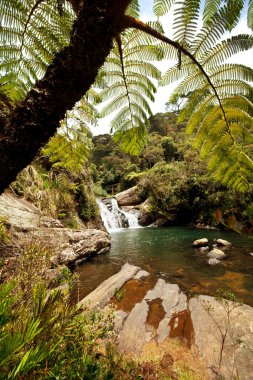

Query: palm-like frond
[
  {"left": 126, "top": 0, "right": 140, "bottom": 18},
  {"left": 97, "top": 27, "right": 162, "bottom": 153},
  {"left": 173, "top": 0, "right": 201, "bottom": 46},
  {"left": 0, "top": 0, "right": 74, "bottom": 101},
  {"left": 248, "top": 0, "right": 253, "bottom": 30},
  {"left": 159, "top": 0, "right": 253, "bottom": 190},
  {"left": 153, "top": 0, "right": 176, "bottom": 17}
]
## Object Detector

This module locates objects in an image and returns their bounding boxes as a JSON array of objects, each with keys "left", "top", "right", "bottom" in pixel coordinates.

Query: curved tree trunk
[{"left": 0, "top": 0, "right": 131, "bottom": 194}]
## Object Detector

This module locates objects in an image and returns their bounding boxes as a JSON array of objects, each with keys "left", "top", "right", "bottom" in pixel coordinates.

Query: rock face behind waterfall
[{"left": 115, "top": 187, "right": 168, "bottom": 227}]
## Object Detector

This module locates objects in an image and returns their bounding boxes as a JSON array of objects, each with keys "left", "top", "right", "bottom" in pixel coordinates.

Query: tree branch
[{"left": 123, "top": 15, "right": 234, "bottom": 141}]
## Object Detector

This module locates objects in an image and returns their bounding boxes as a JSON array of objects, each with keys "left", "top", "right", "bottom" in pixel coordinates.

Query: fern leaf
[
  {"left": 153, "top": 0, "right": 176, "bottom": 17},
  {"left": 248, "top": 0, "right": 253, "bottom": 30}
]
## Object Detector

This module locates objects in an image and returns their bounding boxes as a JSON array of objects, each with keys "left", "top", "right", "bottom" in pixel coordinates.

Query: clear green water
[{"left": 76, "top": 227, "right": 253, "bottom": 305}]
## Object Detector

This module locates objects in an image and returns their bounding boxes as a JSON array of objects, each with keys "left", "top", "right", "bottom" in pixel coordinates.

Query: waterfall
[{"left": 97, "top": 198, "right": 140, "bottom": 232}]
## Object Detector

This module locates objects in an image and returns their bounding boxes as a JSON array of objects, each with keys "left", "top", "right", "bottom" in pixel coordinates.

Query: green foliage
[
  {"left": 97, "top": 24, "right": 163, "bottom": 154},
  {"left": 160, "top": 0, "right": 253, "bottom": 190},
  {"left": 0, "top": 216, "right": 10, "bottom": 245},
  {"left": 0, "top": 0, "right": 74, "bottom": 101},
  {"left": 0, "top": 240, "right": 122, "bottom": 380}
]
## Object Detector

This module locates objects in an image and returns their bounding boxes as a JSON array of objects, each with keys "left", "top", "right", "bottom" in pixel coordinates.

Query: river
[{"left": 75, "top": 227, "right": 253, "bottom": 306}]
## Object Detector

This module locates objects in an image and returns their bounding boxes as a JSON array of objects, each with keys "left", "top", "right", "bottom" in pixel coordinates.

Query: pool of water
[{"left": 75, "top": 227, "right": 253, "bottom": 305}]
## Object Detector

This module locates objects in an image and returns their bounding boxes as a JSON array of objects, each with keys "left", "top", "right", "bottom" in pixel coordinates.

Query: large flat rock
[
  {"left": 0, "top": 192, "right": 40, "bottom": 228},
  {"left": 80, "top": 264, "right": 253, "bottom": 379},
  {"left": 189, "top": 295, "right": 253, "bottom": 380}
]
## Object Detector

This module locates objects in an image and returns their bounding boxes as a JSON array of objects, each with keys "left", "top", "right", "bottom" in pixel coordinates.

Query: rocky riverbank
[
  {"left": 0, "top": 192, "right": 110, "bottom": 280},
  {"left": 79, "top": 263, "right": 253, "bottom": 380}
]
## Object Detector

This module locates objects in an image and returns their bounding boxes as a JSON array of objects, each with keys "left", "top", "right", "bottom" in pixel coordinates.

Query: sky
[{"left": 93, "top": 1, "right": 252, "bottom": 135}]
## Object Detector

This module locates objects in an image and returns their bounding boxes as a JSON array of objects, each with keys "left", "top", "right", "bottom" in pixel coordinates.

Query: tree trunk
[{"left": 0, "top": 0, "right": 131, "bottom": 194}]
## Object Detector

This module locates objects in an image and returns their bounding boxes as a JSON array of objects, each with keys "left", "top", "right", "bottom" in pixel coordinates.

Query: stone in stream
[
  {"left": 134, "top": 269, "right": 150, "bottom": 280},
  {"left": 207, "top": 248, "right": 226, "bottom": 260},
  {"left": 216, "top": 238, "right": 231, "bottom": 247},
  {"left": 193, "top": 238, "right": 208, "bottom": 247},
  {"left": 208, "top": 258, "right": 220, "bottom": 265}
]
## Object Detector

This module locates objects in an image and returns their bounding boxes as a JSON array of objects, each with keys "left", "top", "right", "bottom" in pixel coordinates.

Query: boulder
[
  {"left": 217, "top": 238, "right": 231, "bottom": 246},
  {"left": 0, "top": 192, "right": 111, "bottom": 266},
  {"left": 208, "top": 258, "right": 220, "bottom": 265},
  {"left": 115, "top": 186, "right": 141, "bottom": 206},
  {"left": 207, "top": 248, "right": 226, "bottom": 260},
  {"left": 193, "top": 238, "right": 208, "bottom": 247}
]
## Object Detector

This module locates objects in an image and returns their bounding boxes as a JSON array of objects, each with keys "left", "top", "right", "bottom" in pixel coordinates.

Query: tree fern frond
[
  {"left": 209, "top": 64, "right": 253, "bottom": 83},
  {"left": 126, "top": 0, "right": 140, "bottom": 18},
  {"left": 203, "top": 0, "right": 222, "bottom": 24},
  {"left": 192, "top": 1, "right": 244, "bottom": 57},
  {"left": 230, "top": 123, "right": 253, "bottom": 144},
  {"left": 0, "top": 0, "right": 74, "bottom": 101},
  {"left": 160, "top": 59, "right": 196, "bottom": 86},
  {"left": 173, "top": 0, "right": 201, "bottom": 45},
  {"left": 248, "top": 0, "right": 253, "bottom": 30},
  {"left": 153, "top": 0, "right": 176, "bottom": 17},
  {"left": 202, "top": 34, "right": 253, "bottom": 68},
  {"left": 113, "top": 125, "right": 148, "bottom": 155}
]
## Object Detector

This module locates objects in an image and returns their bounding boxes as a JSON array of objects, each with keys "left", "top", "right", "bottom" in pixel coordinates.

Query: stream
[{"left": 76, "top": 226, "right": 253, "bottom": 306}]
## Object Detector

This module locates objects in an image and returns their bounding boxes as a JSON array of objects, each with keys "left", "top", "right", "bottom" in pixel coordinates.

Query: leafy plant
[{"left": 0, "top": 216, "right": 10, "bottom": 245}]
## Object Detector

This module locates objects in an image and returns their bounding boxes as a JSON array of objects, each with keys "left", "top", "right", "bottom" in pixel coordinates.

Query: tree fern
[
  {"left": 155, "top": 0, "right": 253, "bottom": 190},
  {"left": 97, "top": 26, "right": 163, "bottom": 153},
  {"left": 153, "top": 0, "right": 176, "bottom": 17},
  {"left": 0, "top": 0, "right": 74, "bottom": 101}
]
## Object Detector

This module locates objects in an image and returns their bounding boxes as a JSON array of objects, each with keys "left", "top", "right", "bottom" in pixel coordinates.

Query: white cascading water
[{"left": 97, "top": 198, "right": 140, "bottom": 232}]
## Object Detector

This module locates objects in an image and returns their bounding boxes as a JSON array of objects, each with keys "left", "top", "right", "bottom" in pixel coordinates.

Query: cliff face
[{"left": 0, "top": 191, "right": 110, "bottom": 277}]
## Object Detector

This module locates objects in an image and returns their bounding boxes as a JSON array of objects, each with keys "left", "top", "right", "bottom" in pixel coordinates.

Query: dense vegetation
[
  {"left": 0, "top": 1, "right": 253, "bottom": 378},
  {"left": 92, "top": 112, "right": 253, "bottom": 231}
]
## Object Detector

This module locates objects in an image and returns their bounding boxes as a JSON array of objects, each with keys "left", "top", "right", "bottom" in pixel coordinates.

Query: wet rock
[
  {"left": 207, "top": 248, "right": 226, "bottom": 260},
  {"left": 134, "top": 269, "right": 150, "bottom": 280},
  {"left": 199, "top": 246, "right": 209, "bottom": 252},
  {"left": 193, "top": 238, "right": 208, "bottom": 247},
  {"left": 78, "top": 263, "right": 140, "bottom": 310},
  {"left": 208, "top": 258, "right": 220, "bottom": 265},
  {"left": 217, "top": 238, "right": 231, "bottom": 247}
]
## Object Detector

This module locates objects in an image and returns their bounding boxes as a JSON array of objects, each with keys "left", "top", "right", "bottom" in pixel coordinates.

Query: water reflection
[{"left": 75, "top": 227, "right": 253, "bottom": 305}]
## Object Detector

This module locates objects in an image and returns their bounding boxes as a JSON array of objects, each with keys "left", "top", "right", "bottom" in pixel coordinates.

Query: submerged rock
[
  {"left": 193, "top": 238, "right": 208, "bottom": 247},
  {"left": 208, "top": 258, "right": 220, "bottom": 265},
  {"left": 78, "top": 263, "right": 140, "bottom": 310},
  {"left": 207, "top": 248, "right": 226, "bottom": 260}
]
